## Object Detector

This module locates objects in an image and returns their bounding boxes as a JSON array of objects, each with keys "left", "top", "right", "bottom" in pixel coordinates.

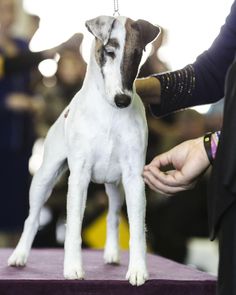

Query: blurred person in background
[{"left": 0, "top": 0, "right": 43, "bottom": 246}]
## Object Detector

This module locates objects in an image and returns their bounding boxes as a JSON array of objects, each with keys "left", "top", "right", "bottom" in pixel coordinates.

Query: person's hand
[
  {"left": 143, "top": 137, "right": 211, "bottom": 195},
  {"left": 135, "top": 76, "right": 161, "bottom": 105}
]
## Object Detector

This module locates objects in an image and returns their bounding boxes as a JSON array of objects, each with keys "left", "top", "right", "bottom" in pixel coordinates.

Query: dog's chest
[
  {"left": 90, "top": 132, "right": 122, "bottom": 184},
  {"left": 66, "top": 97, "right": 147, "bottom": 184},
  {"left": 66, "top": 107, "right": 123, "bottom": 184}
]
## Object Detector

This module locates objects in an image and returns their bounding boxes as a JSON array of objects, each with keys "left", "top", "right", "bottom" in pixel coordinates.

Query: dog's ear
[
  {"left": 132, "top": 20, "right": 161, "bottom": 50},
  {"left": 85, "top": 16, "right": 116, "bottom": 45}
]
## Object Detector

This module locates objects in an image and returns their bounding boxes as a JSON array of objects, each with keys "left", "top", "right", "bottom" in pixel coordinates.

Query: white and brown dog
[{"left": 8, "top": 16, "right": 160, "bottom": 286}]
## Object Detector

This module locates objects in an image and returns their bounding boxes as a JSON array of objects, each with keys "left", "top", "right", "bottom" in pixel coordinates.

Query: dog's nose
[{"left": 114, "top": 94, "right": 131, "bottom": 108}]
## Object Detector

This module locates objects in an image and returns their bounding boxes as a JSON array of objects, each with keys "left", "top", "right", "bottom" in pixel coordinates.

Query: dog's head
[{"left": 85, "top": 16, "right": 160, "bottom": 108}]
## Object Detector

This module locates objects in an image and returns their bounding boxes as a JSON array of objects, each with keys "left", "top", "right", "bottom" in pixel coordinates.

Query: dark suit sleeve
[{"left": 150, "top": 0, "right": 236, "bottom": 117}]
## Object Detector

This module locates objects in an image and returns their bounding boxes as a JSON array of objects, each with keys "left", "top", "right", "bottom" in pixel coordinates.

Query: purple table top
[{"left": 0, "top": 248, "right": 216, "bottom": 295}]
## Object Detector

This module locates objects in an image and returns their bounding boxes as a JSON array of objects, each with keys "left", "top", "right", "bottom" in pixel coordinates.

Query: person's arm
[
  {"left": 143, "top": 131, "right": 220, "bottom": 195},
  {"left": 136, "top": 1, "right": 236, "bottom": 117}
]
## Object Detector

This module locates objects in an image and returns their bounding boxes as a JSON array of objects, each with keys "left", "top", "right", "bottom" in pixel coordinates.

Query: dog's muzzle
[{"left": 114, "top": 94, "right": 131, "bottom": 108}]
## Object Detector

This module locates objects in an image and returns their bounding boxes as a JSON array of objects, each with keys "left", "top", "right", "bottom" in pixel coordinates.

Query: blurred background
[{"left": 0, "top": 0, "right": 234, "bottom": 276}]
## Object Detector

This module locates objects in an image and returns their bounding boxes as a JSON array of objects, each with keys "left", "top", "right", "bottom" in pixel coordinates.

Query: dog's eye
[
  {"left": 106, "top": 51, "right": 115, "bottom": 58},
  {"left": 104, "top": 47, "right": 115, "bottom": 59}
]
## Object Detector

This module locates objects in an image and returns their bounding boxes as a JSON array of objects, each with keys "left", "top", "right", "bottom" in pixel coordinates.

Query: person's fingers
[
  {"left": 145, "top": 165, "right": 186, "bottom": 187},
  {"left": 146, "top": 151, "right": 172, "bottom": 169},
  {"left": 143, "top": 177, "right": 172, "bottom": 196},
  {"left": 143, "top": 170, "right": 186, "bottom": 195}
]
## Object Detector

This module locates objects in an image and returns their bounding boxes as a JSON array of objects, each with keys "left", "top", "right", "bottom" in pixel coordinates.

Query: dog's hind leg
[
  {"left": 8, "top": 122, "right": 67, "bottom": 267},
  {"left": 103, "top": 183, "right": 124, "bottom": 264}
]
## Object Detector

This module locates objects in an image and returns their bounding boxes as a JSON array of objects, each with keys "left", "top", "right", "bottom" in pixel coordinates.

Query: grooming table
[{"left": 0, "top": 249, "right": 216, "bottom": 295}]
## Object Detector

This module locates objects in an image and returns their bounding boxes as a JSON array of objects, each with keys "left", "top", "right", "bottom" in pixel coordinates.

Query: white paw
[
  {"left": 64, "top": 265, "right": 84, "bottom": 280},
  {"left": 126, "top": 266, "right": 148, "bottom": 286},
  {"left": 8, "top": 251, "right": 28, "bottom": 267},
  {"left": 103, "top": 248, "right": 120, "bottom": 264}
]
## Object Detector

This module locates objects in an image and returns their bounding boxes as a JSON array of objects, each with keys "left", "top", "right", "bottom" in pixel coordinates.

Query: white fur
[{"left": 8, "top": 16, "right": 148, "bottom": 286}]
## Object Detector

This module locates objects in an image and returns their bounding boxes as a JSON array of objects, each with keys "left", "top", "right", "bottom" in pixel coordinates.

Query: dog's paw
[
  {"left": 126, "top": 266, "right": 148, "bottom": 286},
  {"left": 8, "top": 251, "right": 28, "bottom": 267},
  {"left": 103, "top": 248, "right": 120, "bottom": 264},
  {"left": 64, "top": 266, "right": 84, "bottom": 280}
]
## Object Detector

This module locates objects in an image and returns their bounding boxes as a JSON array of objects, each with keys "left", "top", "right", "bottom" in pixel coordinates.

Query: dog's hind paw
[
  {"left": 64, "top": 266, "right": 84, "bottom": 280},
  {"left": 8, "top": 251, "right": 28, "bottom": 267},
  {"left": 126, "top": 266, "right": 148, "bottom": 286},
  {"left": 103, "top": 248, "right": 120, "bottom": 264}
]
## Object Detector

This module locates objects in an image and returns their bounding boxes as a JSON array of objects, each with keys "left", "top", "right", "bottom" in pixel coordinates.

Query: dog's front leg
[
  {"left": 123, "top": 174, "right": 148, "bottom": 286},
  {"left": 64, "top": 160, "right": 90, "bottom": 280}
]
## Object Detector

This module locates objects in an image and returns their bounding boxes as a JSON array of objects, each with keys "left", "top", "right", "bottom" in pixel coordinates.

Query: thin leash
[{"left": 113, "top": 0, "right": 120, "bottom": 16}]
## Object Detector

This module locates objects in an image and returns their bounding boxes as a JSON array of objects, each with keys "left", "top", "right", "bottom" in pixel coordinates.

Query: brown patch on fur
[
  {"left": 64, "top": 108, "right": 70, "bottom": 118},
  {"left": 121, "top": 19, "right": 143, "bottom": 91}
]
